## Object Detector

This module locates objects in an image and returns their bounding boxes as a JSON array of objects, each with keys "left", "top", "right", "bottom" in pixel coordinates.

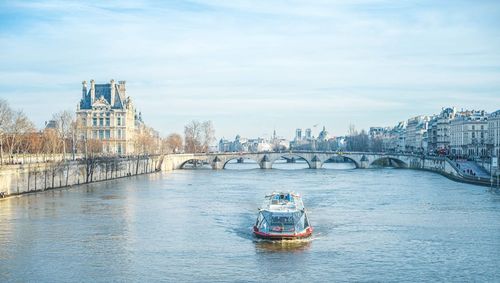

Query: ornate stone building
[
  {"left": 76, "top": 79, "right": 137, "bottom": 154},
  {"left": 450, "top": 110, "right": 488, "bottom": 157}
]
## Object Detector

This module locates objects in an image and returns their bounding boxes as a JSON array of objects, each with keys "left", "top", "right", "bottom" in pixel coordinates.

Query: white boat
[{"left": 253, "top": 192, "right": 313, "bottom": 240}]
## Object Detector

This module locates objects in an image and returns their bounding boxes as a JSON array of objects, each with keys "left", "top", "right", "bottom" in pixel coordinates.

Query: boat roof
[{"left": 260, "top": 192, "right": 305, "bottom": 213}]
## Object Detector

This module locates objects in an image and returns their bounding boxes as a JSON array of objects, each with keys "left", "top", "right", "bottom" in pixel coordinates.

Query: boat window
[
  {"left": 271, "top": 216, "right": 293, "bottom": 225},
  {"left": 256, "top": 213, "right": 264, "bottom": 226}
]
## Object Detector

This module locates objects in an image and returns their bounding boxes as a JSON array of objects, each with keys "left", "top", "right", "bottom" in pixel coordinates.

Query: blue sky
[{"left": 1, "top": 0, "right": 500, "bottom": 139}]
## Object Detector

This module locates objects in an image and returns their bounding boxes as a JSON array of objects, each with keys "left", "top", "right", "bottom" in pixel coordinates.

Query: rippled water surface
[{"left": 1, "top": 162, "right": 500, "bottom": 282}]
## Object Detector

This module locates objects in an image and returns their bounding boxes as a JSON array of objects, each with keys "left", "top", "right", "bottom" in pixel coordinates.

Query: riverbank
[
  {"left": 411, "top": 156, "right": 499, "bottom": 188},
  {"left": 0, "top": 155, "right": 163, "bottom": 198}
]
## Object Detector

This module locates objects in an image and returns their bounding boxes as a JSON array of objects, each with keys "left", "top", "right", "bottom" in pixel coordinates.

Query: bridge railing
[{"left": 199, "top": 150, "right": 420, "bottom": 156}]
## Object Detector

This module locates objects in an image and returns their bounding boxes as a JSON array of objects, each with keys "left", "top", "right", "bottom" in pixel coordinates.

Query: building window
[
  {"left": 99, "top": 118, "right": 104, "bottom": 126},
  {"left": 93, "top": 131, "right": 97, "bottom": 139},
  {"left": 99, "top": 130, "right": 104, "bottom": 140},
  {"left": 117, "top": 117, "right": 122, "bottom": 126},
  {"left": 117, "top": 129, "right": 122, "bottom": 139},
  {"left": 105, "top": 130, "right": 110, "bottom": 139},
  {"left": 106, "top": 118, "right": 110, "bottom": 126},
  {"left": 93, "top": 118, "right": 97, "bottom": 126}
]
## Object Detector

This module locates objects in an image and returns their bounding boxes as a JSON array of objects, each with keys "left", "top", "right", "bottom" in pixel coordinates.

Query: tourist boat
[{"left": 253, "top": 192, "right": 313, "bottom": 240}]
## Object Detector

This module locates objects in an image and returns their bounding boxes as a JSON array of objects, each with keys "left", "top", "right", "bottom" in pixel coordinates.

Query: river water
[{"left": 1, "top": 161, "right": 500, "bottom": 282}]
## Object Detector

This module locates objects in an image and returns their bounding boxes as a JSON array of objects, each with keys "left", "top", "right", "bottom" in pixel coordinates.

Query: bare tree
[
  {"left": 184, "top": 120, "right": 215, "bottom": 153},
  {"left": 42, "top": 128, "right": 61, "bottom": 156},
  {"left": 26, "top": 132, "right": 43, "bottom": 154},
  {"left": 4, "top": 110, "right": 35, "bottom": 156},
  {"left": 134, "top": 126, "right": 160, "bottom": 155},
  {"left": 202, "top": 120, "right": 215, "bottom": 152},
  {"left": 346, "top": 125, "right": 369, "bottom": 152},
  {"left": 348, "top": 124, "right": 357, "bottom": 136},
  {"left": 86, "top": 139, "right": 103, "bottom": 157},
  {"left": 162, "top": 133, "right": 183, "bottom": 153},
  {"left": 370, "top": 137, "right": 384, "bottom": 152},
  {"left": 0, "top": 99, "right": 13, "bottom": 163},
  {"left": 184, "top": 120, "right": 202, "bottom": 153},
  {"left": 52, "top": 110, "right": 74, "bottom": 160}
]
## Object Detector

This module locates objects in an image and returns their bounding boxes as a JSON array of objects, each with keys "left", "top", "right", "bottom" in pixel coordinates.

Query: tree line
[
  {"left": 345, "top": 124, "right": 383, "bottom": 152},
  {"left": 0, "top": 99, "right": 216, "bottom": 163}
]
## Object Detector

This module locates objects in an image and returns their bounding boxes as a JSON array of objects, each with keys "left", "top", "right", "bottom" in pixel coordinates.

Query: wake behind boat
[{"left": 253, "top": 192, "right": 313, "bottom": 240}]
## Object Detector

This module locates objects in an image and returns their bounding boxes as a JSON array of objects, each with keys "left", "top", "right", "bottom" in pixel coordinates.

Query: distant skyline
[{"left": 1, "top": 0, "right": 500, "bottom": 140}]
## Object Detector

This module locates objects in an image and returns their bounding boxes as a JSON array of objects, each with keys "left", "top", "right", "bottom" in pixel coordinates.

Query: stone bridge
[{"left": 160, "top": 151, "right": 424, "bottom": 170}]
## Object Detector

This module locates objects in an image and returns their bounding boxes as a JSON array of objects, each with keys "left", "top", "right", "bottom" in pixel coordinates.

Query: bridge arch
[
  {"left": 335, "top": 154, "right": 360, "bottom": 168},
  {"left": 222, "top": 156, "right": 261, "bottom": 169},
  {"left": 179, "top": 157, "right": 209, "bottom": 169},
  {"left": 275, "top": 153, "right": 313, "bottom": 168},
  {"left": 370, "top": 156, "right": 408, "bottom": 168},
  {"left": 322, "top": 154, "right": 359, "bottom": 169}
]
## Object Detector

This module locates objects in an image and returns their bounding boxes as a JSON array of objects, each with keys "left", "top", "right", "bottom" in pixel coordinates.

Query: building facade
[
  {"left": 406, "top": 116, "right": 430, "bottom": 153},
  {"left": 427, "top": 107, "right": 457, "bottom": 154},
  {"left": 450, "top": 110, "right": 488, "bottom": 157},
  {"left": 76, "top": 79, "right": 137, "bottom": 154},
  {"left": 488, "top": 110, "right": 500, "bottom": 169},
  {"left": 378, "top": 122, "right": 405, "bottom": 153},
  {"left": 218, "top": 134, "right": 283, "bottom": 153}
]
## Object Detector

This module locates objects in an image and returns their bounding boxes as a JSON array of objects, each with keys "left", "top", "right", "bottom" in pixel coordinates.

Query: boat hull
[{"left": 253, "top": 227, "right": 313, "bottom": 240}]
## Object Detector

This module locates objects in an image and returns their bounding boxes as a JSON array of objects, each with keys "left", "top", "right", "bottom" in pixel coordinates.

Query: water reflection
[
  {"left": 322, "top": 162, "right": 356, "bottom": 170},
  {"left": 254, "top": 239, "right": 312, "bottom": 253},
  {"left": 225, "top": 159, "right": 260, "bottom": 170}
]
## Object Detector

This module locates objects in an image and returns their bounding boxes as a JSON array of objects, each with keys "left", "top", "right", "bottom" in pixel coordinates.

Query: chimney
[
  {"left": 82, "top": 80, "right": 87, "bottom": 99},
  {"left": 110, "top": 79, "right": 115, "bottom": 107},
  {"left": 90, "top": 79, "right": 95, "bottom": 102}
]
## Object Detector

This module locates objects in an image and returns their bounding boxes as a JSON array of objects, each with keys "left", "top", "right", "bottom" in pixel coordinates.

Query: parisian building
[
  {"left": 427, "top": 107, "right": 457, "bottom": 154},
  {"left": 405, "top": 116, "right": 430, "bottom": 153},
  {"left": 76, "top": 79, "right": 139, "bottom": 154},
  {"left": 450, "top": 110, "right": 488, "bottom": 157}
]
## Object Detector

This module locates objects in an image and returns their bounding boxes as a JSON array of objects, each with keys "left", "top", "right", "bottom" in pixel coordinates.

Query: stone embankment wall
[
  {"left": 0, "top": 155, "right": 162, "bottom": 197},
  {"left": 410, "top": 156, "right": 497, "bottom": 187}
]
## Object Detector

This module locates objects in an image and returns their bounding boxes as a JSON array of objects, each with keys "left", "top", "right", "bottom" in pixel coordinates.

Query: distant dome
[{"left": 318, "top": 126, "right": 329, "bottom": 141}]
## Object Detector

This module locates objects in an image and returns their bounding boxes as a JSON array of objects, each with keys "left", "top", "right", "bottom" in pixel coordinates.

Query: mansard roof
[
  {"left": 80, "top": 81, "right": 126, "bottom": 110},
  {"left": 490, "top": 110, "right": 500, "bottom": 118}
]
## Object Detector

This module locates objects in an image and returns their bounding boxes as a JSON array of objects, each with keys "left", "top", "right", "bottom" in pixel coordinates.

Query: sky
[{"left": 1, "top": 0, "right": 500, "bottom": 140}]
